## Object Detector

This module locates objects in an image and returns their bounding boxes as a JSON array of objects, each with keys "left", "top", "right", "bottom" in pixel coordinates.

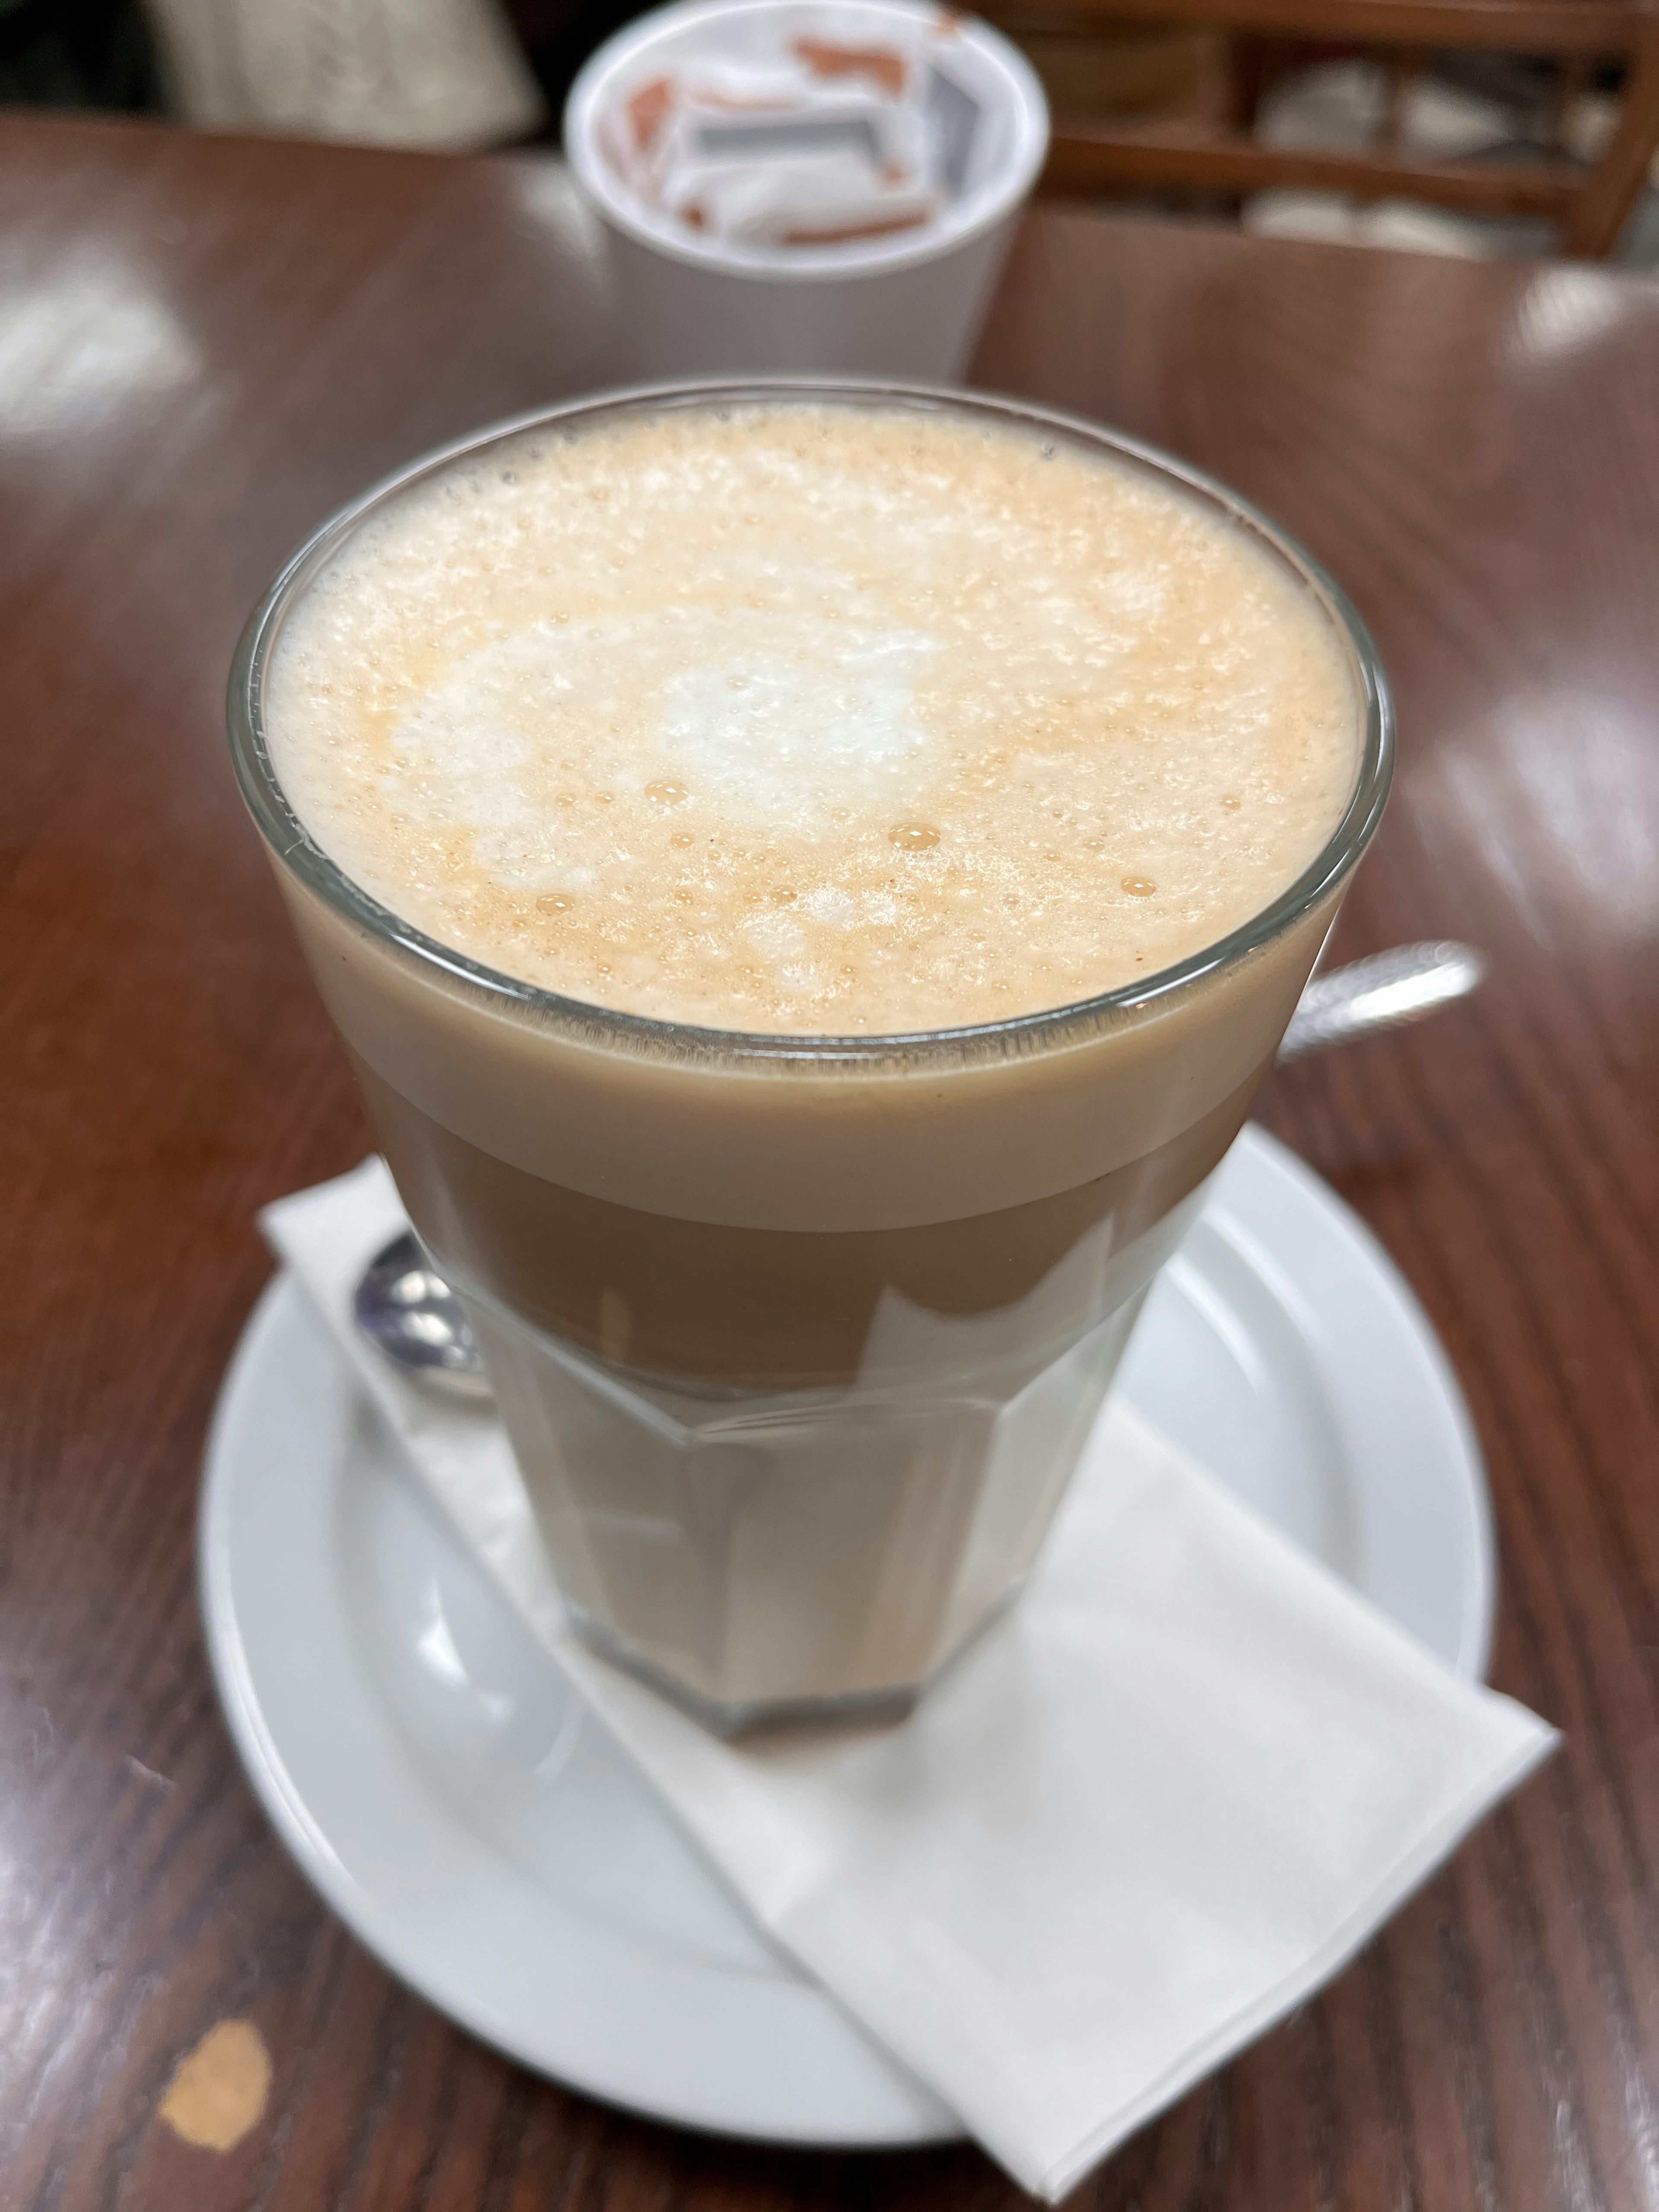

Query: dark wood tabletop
[{"left": 2, "top": 109, "right": 1654, "bottom": 2212}]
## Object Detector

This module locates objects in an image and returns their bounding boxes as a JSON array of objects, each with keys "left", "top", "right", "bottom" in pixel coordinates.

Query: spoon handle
[{"left": 1276, "top": 940, "right": 1488, "bottom": 1064}]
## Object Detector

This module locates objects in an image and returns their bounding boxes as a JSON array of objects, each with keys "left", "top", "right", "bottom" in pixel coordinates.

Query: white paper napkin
[{"left": 261, "top": 1157, "right": 1557, "bottom": 2201}]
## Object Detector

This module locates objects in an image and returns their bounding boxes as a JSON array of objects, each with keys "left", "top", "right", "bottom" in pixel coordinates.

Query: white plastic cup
[{"left": 565, "top": 0, "right": 1049, "bottom": 382}]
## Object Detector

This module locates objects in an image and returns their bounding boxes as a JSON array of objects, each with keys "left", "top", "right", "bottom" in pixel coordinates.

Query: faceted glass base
[
  {"left": 466, "top": 1285, "right": 1154, "bottom": 1729},
  {"left": 566, "top": 1607, "right": 936, "bottom": 1738}
]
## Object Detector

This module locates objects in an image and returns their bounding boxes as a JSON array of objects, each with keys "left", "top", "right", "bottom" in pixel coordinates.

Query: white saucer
[{"left": 199, "top": 1124, "right": 1493, "bottom": 2148}]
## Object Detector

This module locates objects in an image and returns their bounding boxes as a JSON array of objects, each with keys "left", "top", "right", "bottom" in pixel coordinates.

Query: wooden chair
[{"left": 994, "top": 0, "right": 1659, "bottom": 256}]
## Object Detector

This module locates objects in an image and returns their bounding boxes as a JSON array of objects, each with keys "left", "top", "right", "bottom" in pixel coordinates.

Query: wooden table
[{"left": 2, "top": 111, "right": 1654, "bottom": 2212}]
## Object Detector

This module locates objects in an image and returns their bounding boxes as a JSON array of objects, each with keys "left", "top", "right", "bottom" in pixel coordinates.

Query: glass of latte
[{"left": 231, "top": 384, "right": 1392, "bottom": 1732}]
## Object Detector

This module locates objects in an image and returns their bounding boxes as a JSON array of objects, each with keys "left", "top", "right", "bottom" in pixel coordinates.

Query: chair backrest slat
[{"left": 995, "top": 0, "right": 1659, "bottom": 255}]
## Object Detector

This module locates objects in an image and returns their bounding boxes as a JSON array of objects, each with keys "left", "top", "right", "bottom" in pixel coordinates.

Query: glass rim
[{"left": 227, "top": 376, "right": 1394, "bottom": 1070}]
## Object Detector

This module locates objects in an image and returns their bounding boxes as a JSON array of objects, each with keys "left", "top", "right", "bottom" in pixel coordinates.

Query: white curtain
[{"left": 145, "top": 0, "right": 546, "bottom": 150}]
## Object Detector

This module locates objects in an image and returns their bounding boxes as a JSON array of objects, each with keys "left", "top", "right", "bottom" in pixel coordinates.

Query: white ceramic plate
[{"left": 199, "top": 1123, "right": 1494, "bottom": 2148}]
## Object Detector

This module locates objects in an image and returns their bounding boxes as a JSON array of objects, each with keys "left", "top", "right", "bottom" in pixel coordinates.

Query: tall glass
[{"left": 229, "top": 382, "right": 1392, "bottom": 1734}]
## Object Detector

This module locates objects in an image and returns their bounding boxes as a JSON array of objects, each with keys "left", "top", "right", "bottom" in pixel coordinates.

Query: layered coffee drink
[{"left": 243, "top": 388, "right": 1383, "bottom": 1728}]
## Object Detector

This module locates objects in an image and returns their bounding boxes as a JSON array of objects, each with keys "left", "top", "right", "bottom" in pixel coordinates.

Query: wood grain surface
[{"left": 2, "top": 113, "right": 1655, "bottom": 2212}]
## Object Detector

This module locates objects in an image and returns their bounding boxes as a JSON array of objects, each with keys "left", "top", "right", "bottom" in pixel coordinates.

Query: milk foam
[{"left": 268, "top": 404, "right": 1359, "bottom": 1033}]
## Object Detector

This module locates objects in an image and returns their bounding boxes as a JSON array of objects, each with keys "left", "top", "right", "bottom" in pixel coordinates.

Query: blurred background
[{"left": 4, "top": 0, "right": 1656, "bottom": 261}]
